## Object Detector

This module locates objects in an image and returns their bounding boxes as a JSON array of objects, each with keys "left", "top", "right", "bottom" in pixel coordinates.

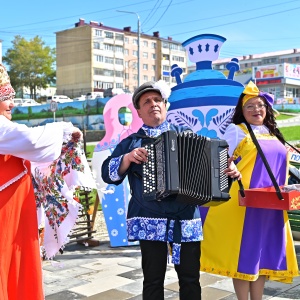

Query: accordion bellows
[{"left": 142, "top": 131, "right": 232, "bottom": 206}]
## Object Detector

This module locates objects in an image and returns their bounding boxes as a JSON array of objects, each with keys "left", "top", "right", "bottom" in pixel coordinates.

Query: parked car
[
  {"left": 103, "top": 88, "right": 128, "bottom": 98},
  {"left": 46, "top": 95, "right": 73, "bottom": 104},
  {"left": 86, "top": 92, "right": 104, "bottom": 100},
  {"left": 23, "top": 99, "right": 41, "bottom": 106},
  {"left": 73, "top": 95, "right": 86, "bottom": 101},
  {"left": 13, "top": 98, "right": 41, "bottom": 106}
]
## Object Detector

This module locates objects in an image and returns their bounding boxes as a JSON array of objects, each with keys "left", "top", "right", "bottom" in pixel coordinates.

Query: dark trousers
[{"left": 139, "top": 240, "right": 201, "bottom": 300}]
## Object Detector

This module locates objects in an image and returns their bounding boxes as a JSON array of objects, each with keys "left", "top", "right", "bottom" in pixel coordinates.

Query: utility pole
[{"left": 117, "top": 10, "right": 141, "bottom": 88}]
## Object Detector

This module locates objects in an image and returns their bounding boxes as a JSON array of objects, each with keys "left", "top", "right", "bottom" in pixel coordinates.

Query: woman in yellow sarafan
[{"left": 200, "top": 81, "right": 299, "bottom": 299}]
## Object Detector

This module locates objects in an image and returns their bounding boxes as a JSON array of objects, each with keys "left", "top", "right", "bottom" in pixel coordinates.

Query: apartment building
[
  {"left": 188, "top": 48, "right": 300, "bottom": 102},
  {"left": 55, "top": 19, "right": 187, "bottom": 98}
]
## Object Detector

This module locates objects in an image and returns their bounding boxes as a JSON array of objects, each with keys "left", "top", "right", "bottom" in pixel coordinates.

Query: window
[
  {"left": 152, "top": 53, "right": 156, "bottom": 59},
  {"left": 93, "top": 42, "right": 100, "bottom": 49},
  {"left": 133, "top": 39, "right": 138, "bottom": 45},
  {"left": 125, "top": 73, "right": 129, "bottom": 79},
  {"left": 94, "top": 81, "right": 102, "bottom": 88},
  {"left": 163, "top": 76, "right": 170, "bottom": 81},
  {"left": 162, "top": 54, "right": 170, "bottom": 60},
  {"left": 115, "top": 45, "right": 123, "bottom": 53},
  {"left": 93, "top": 68, "right": 114, "bottom": 77},
  {"left": 132, "top": 62, "right": 137, "bottom": 69},
  {"left": 133, "top": 50, "right": 138, "bottom": 56},
  {"left": 115, "top": 58, "right": 124, "bottom": 65},
  {"left": 125, "top": 61, "right": 129, "bottom": 68},
  {"left": 143, "top": 41, "right": 148, "bottom": 47},
  {"left": 103, "top": 82, "right": 113, "bottom": 89},
  {"left": 115, "top": 33, "right": 124, "bottom": 41},
  {"left": 104, "top": 44, "right": 114, "bottom": 51},
  {"left": 163, "top": 65, "right": 170, "bottom": 71},
  {"left": 115, "top": 71, "right": 124, "bottom": 77},
  {"left": 143, "top": 64, "right": 148, "bottom": 70},
  {"left": 288, "top": 58, "right": 292, "bottom": 63},
  {"left": 116, "top": 83, "right": 123, "bottom": 88},
  {"left": 105, "top": 31, "right": 114, "bottom": 39},
  {"left": 94, "top": 29, "right": 102, "bottom": 36},
  {"left": 143, "top": 52, "right": 148, "bottom": 58},
  {"left": 124, "top": 49, "right": 129, "bottom": 55},
  {"left": 125, "top": 37, "right": 129, "bottom": 43},
  {"left": 94, "top": 55, "right": 104, "bottom": 62},
  {"left": 172, "top": 55, "right": 184, "bottom": 62},
  {"left": 152, "top": 65, "right": 156, "bottom": 71},
  {"left": 152, "top": 76, "right": 156, "bottom": 81},
  {"left": 162, "top": 42, "right": 169, "bottom": 49},
  {"left": 151, "top": 42, "right": 156, "bottom": 49},
  {"left": 105, "top": 57, "right": 114, "bottom": 64},
  {"left": 133, "top": 74, "right": 138, "bottom": 80},
  {"left": 143, "top": 75, "right": 148, "bottom": 81}
]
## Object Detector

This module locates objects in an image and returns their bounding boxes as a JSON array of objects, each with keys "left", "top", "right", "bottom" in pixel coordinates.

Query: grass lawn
[
  {"left": 276, "top": 114, "right": 295, "bottom": 121},
  {"left": 280, "top": 126, "right": 300, "bottom": 144}
]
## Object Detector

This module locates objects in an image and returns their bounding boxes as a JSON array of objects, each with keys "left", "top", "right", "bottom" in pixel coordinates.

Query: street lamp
[{"left": 117, "top": 10, "right": 141, "bottom": 87}]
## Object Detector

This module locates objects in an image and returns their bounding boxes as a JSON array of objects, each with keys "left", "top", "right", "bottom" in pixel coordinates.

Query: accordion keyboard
[{"left": 142, "top": 144, "right": 156, "bottom": 195}]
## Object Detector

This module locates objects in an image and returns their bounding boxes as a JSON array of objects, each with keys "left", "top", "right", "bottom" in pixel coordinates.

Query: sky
[{"left": 1, "top": 0, "right": 300, "bottom": 63}]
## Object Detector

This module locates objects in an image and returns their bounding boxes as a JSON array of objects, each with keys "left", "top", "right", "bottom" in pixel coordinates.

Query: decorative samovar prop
[{"left": 167, "top": 34, "right": 244, "bottom": 138}]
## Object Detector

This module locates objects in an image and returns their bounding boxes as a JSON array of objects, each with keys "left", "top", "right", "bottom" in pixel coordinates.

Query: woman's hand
[
  {"left": 225, "top": 156, "right": 242, "bottom": 180},
  {"left": 71, "top": 128, "right": 83, "bottom": 142}
]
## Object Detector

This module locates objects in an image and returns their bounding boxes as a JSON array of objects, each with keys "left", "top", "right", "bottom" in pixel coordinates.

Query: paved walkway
[{"left": 43, "top": 238, "right": 300, "bottom": 300}]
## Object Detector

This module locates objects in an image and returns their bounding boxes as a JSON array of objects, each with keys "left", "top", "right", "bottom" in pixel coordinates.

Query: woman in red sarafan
[{"left": 0, "top": 63, "right": 81, "bottom": 300}]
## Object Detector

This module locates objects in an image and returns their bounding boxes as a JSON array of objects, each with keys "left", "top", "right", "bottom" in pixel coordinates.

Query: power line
[
  {"left": 169, "top": 5, "right": 300, "bottom": 37},
  {"left": 150, "top": 0, "right": 300, "bottom": 29},
  {"left": 144, "top": 0, "right": 173, "bottom": 32},
  {"left": 142, "top": 0, "right": 163, "bottom": 27},
  {"left": 0, "top": 0, "right": 154, "bottom": 30}
]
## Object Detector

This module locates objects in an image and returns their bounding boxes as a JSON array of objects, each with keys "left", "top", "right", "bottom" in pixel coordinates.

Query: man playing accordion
[{"left": 101, "top": 80, "right": 240, "bottom": 300}]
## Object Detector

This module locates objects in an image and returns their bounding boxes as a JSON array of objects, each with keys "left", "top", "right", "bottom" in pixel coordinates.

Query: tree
[{"left": 3, "top": 35, "right": 56, "bottom": 99}]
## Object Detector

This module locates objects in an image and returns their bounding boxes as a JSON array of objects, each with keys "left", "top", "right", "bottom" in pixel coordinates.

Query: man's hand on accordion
[
  {"left": 119, "top": 148, "right": 148, "bottom": 176},
  {"left": 129, "top": 148, "right": 148, "bottom": 164},
  {"left": 225, "top": 156, "right": 242, "bottom": 180}
]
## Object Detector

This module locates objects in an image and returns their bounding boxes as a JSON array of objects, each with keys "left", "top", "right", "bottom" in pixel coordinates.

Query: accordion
[{"left": 142, "top": 130, "right": 232, "bottom": 206}]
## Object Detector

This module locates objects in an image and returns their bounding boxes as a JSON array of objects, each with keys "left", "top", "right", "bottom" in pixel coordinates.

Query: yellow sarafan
[{"left": 200, "top": 124, "right": 299, "bottom": 283}]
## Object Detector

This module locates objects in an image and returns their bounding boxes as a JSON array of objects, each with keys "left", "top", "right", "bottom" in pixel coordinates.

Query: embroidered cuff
[{"left": 108, "top": 156, "right": 123, "bottom": 181}]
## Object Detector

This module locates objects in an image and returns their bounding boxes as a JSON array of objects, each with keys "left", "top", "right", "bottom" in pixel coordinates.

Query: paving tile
[
  {"left": 78, "top": 264, "right": 134, "bottom": 280},
  {"left": 202, "top": 286, "right": 233, "bottom": 300},
  {"left": 80, "top": 256, "right": 136, "bottom": 269},
  {"left": 119, "top": 257, "right": 141, "bottom": 269},
  {"left": 43, "top": 258, "right": 97, "bottom": 272},
  {"left": 45, "top": 290, "right": 87, "bottom": 299},
  {"left": 113, "top": 279, "right": 143, "bottom": 296},
  {"left": 208, "top": 276, "right": 235, "bottom": 293},
  {"left": 118, "top": 268, "right": 144, "bottom": 281},
  {"left": 165, "top": 281, "right": 179, "bottom": 292},
  {"left": 85, "top": 289, "right": 135, "bottom": 300},
  {"left": 200, "top": 272, "right": 228, "bottom": 287},
  {"left": 43, "top": 267, "right": 95, "bottom": 284},
  {"left": 69, "top": 275, "right": 134, "bottom": 297}
]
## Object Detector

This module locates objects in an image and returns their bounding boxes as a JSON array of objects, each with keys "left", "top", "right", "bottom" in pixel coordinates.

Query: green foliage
[
  {"left": 85, "top": 145, "right": 96, "bottom": 159},
  {"left": 3, "top": 35, "right": 56, "bottom": 99}
]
